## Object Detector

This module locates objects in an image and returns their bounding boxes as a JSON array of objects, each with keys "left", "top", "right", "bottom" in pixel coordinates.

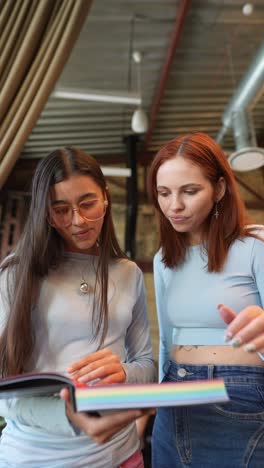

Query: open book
[{"left": 0, "top": 372, "right": 229, "bottom": 412}]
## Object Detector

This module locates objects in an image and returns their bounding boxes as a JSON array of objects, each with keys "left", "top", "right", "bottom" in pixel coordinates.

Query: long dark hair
[
  {"left": 0, "top": 147, "right": 126, "bottom": 376},
  {"left": 148, "top": 132, "right": 256, "bottom": 271}
]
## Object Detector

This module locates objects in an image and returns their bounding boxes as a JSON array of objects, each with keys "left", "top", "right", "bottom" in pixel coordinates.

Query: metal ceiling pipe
[
  {"left": 232, "top": 109, "right": 257, "bottom": 150},
  {"left": 216, "top": 41, "right": 264, "bottom": 144}
]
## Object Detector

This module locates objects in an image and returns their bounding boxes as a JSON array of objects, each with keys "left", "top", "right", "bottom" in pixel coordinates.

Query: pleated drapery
[{"left": 0, "top": 0, "right": 92, "bottom": 189}]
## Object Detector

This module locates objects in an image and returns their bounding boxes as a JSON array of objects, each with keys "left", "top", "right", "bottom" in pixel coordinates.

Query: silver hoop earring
[{"left": 214, "top": 202, "right": 219, "bottom": 219}]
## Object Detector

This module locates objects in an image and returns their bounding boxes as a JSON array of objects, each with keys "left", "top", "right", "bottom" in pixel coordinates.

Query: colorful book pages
[{"left": 75, "top": 378, "right": 229, "bottom": 411}]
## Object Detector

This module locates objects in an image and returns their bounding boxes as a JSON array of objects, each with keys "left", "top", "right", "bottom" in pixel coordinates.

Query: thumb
[
  {"left": 60, "top": 388, "right": 70, "bottom": 404},
  {"left": 217, "top": 304, "right": 236, "bottom": 325},
  {"left": 60, "top": 388, "right": 75, "bottom": 420}
]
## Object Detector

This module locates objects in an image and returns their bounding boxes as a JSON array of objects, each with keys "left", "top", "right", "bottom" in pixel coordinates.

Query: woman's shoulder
[
  {"left": 0, "top": 252, "right": 16, "bottom": 269},
  {"left": 153, "top": 248, "right": 162, "bottom": 261},
  {"left": 111, "top": 257, "right": 143, "bottom": 276},
  {"left": 0, "top": 254, "right": 16, "bottom": 280},
  {"left": 232, "top": 225, "right": 264, "bottom": 256},
  {"left": 244, "top": 225, "right": 264, "bottom": 245},
  {"left": 110, "top": 258, "right": 145, "bottom": 291},
  {"left": 153, "top": 249, "right": 166, "bottom": 272},
  {"left": 246, "top": 224, "right": 264, "bottom": 236}
]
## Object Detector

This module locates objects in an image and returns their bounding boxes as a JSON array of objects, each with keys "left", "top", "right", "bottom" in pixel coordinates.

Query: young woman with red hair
[{"left": 148, "top": 132, "right": 264, "bottom": 467}]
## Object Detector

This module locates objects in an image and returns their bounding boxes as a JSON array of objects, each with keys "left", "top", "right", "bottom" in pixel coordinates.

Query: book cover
[
  {"left": 0, "top": 372, "right": 229, "bottom": 412},
  {"left": 0, "top": 372, "right": 77, "bottom": 410}
]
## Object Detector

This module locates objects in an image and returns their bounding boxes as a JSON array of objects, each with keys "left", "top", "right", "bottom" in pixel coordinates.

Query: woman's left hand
[
  {"left": 218, "top": 304, "right": 264, "bottom": 353},
  {"left": 60, "top": 388, "right": 155, "bottom": 444},
  {"left": 67, "top": 348, "right": 126, "bottom": 385}
]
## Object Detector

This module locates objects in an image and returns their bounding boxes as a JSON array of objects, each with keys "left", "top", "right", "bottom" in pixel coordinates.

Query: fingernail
[
  {"left": 217, "top": 304, "right": 224, "bottom": 311},
  {"left": 78, "top": 376, "right": 87, "bottom": 382},
  {"left": 224, "top": 331, "right": 233, "bottom": 342},
  {"left": 244, "top": 343, "right": 257, "bottom": 353},
  {"left": 231, "top": 337, "right": 243, "bottom": 348}
]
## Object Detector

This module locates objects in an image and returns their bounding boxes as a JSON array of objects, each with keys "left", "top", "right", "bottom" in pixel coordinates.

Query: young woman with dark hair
[
  {"left": 0, "top": 147, "right": 156, "bottom": 467},
  {"left": 148, "top": 132, "right": 264, "bottom": 467}
]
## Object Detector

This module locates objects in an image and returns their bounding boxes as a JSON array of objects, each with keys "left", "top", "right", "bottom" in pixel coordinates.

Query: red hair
[{"left": 148, "top": 132, "right": 252, "bottom": 272}]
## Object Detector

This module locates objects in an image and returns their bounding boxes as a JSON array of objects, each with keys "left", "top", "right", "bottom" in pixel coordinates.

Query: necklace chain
[{"left": 79, "top": 263, "right": 96, "bottom": 294}]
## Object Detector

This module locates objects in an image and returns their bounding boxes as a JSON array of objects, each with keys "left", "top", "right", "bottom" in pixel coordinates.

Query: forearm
[
  {"left": 122, "top": 355, "right": 156, "bottom": 384},
  {"left": 124, "top": 271, "right": 157, "bottom": 384}
]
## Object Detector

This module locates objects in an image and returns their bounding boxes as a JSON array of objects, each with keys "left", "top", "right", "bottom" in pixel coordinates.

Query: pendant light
[
  {"left": 228, "top": 110, "right": 264, "bottom": 171},
  {"left": 131, "top": 51, "right": 149, "bottom": 133}
]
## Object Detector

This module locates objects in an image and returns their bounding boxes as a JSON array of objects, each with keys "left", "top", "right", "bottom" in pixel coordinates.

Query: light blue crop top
[{"left": 153, "top": 230, "right": 264, "bottom": 380}]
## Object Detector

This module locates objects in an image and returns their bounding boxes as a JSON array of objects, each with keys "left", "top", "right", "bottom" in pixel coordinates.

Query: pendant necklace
[
  {"left": 80, "top": 279, "right": 90, "bottom": 294},
  {"left": 79, "top": 243, "right": 100, "bottom": 294},
  {"left": 79, "top": 264, "right": 96, "bottom": 295},
  {"left": 79, "top": 272, "right": 94, "bottom": 294}
]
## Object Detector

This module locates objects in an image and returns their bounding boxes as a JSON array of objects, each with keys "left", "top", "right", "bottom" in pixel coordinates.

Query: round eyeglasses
[{"left": 49, "top": 199, "right": 108, "bottom": 227}]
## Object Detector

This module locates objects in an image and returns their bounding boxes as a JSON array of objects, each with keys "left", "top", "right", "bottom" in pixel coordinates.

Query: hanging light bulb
[
  {"left": 131, "top": 108, "right": 148, "bottom": 133},
  {"left": 242, "top": 3, "right": 254, "bottom": 16},
  {"left": 131, "top": 51, "right": 149, "bottom": 133}
]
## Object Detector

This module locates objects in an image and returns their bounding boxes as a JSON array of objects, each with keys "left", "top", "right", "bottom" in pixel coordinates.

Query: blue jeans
[{"left": 152, "top": 360, "right": 264, "bottom": 468}]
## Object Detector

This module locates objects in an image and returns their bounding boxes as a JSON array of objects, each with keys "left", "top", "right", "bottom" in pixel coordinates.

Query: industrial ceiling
[{"left": 20, "top": 0, "right": 264, "bottom": 164}]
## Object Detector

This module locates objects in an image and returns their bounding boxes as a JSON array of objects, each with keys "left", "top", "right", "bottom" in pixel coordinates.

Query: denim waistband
[{"left": 165, "top": 359, "right": 264, "bottom": 384}]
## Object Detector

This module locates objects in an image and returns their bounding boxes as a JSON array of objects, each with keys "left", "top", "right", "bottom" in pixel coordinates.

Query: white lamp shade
[
  {"left": 131, "top": 108, "right": 148, "bottom": 133},
  {"left": 228, "top": 147, "right": 264, "bottom": 171}
]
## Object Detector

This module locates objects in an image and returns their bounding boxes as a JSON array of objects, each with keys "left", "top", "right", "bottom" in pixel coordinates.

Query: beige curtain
[{"left": 0, "top": 0, "right": 92, "bottom": 189}]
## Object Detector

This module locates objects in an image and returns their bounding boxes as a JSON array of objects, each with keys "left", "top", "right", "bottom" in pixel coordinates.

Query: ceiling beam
[{"left": 143, "top": 0, "right": 191, "bottom": 150}]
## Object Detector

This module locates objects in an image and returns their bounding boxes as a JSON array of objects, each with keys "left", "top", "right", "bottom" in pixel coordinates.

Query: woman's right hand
[
  {"left": 60, "top": 388, "right": 155, "bottom": 444},
  {"left": 67, "top": 348, "right": 126, "bottom": 385},
  {"left": 218, "top": 304, "right": 264, "bottom": 353}
]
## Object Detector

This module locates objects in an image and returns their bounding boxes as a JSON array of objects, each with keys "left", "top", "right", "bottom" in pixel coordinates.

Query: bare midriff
[{"left": 171, "top": 345, "right": 264, "bottom": 366}]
